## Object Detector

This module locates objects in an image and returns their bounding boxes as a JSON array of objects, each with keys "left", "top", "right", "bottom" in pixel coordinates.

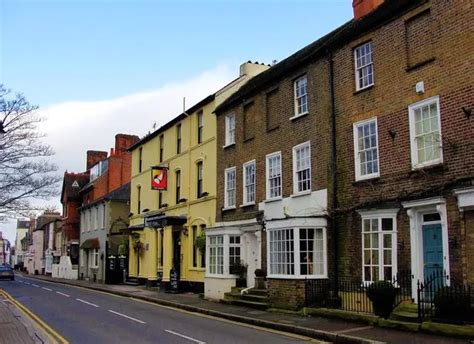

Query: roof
[
  {"left": 78, "top": 183, "right": 131, "bottom": 211},
  {"left": 60, "top": 171, "right": 90, "bottom": 204},
  {"left": 127, "top": 94, "right": 215, "bottom": 151},
  {"left": 215, "top": 0, "right": 428, "bottom": 114}
]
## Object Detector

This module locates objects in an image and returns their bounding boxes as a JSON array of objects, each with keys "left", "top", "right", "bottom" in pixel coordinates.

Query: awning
[
  {"left": 80, "top": 238, "right": 100, "bottom": 249},
  {"left": 144, "top": 214, "right": 187, "bottom": 228},
  {"left": 120, "top": 224, "right": 144, "bottom": 234}
]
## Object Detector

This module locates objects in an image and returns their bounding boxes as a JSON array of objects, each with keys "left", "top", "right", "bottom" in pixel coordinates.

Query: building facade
[
  {"left": 79, "top": 134, "right": 138, "bottom": 283},
  {"left": 13, "top": 219, "right": 31, "bottom": 268},
  {"left": 127, "top": 62, "right": 269, "bottom": 290}
]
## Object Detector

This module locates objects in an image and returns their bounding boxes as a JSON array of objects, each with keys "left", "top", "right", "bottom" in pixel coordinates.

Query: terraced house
[
  {"left": 211, "top": 0, "right": 474, "bottom": 310},
  {"left": 126, "top": 62, "right": 268, "bottom": 290}
]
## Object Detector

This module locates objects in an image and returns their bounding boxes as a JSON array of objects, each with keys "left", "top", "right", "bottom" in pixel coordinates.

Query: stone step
[
  {"left": 241, "top": 293, "right": 269, "bottom": 303},
  {"left": 390, "top": 311, "right": 420, "bottom": 323},
  {"left": 231, "top": 287, "right": 244, "bottom": 294},
  {"left": 224, "top": 292, "right": 242, "bottom": 301},
  {"left": 247, "top": 288, "right": 268, "bottom": 296},
  {"left": 395, "top": 303, "right": 418, "bottom": 314}
]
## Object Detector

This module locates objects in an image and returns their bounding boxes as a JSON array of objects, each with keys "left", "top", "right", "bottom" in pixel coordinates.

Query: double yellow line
[{"left": 0, "top": 288, "right": 69, "bottom": 344}]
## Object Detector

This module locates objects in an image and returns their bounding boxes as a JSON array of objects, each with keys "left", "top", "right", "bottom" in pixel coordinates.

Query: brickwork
[
  {"left": 465, "top": 211, "right": 474, "bottom": 285},
  {"left": 332, "top": 0, "right": 474, "bottom": 283},
  {"left": 216, "top": 58, "right": 332, "bottom": 223},
  {"left": 267, "top": 279, "right": 306, "bottom": 310}
]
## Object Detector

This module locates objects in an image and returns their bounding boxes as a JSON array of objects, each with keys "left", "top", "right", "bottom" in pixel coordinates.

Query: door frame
[{"left": 402, "top": 197, "right": 450, "bottom": 301}]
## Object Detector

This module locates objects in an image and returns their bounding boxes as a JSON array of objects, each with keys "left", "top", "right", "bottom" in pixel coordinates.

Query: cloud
[
  {"left": 1, "top": 63, "right": 235, "bottom": 244},
  {"left": 40, "top": 63, "right": 234, "bottom": 174}
]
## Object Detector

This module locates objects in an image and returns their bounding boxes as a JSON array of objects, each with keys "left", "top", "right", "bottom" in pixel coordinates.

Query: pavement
[{"left": 3, "top": 273, "right": 473, "bottom": 344}]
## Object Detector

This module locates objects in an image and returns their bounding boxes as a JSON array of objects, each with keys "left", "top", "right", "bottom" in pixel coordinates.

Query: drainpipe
[{"left": 328, "top": 49, "right": 339, "bottom": 291}]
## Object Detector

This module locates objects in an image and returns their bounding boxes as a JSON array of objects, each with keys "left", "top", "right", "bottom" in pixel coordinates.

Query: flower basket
[
  {"left": 366, "top": 280, "right": 396, "bottom": 319},
  {"left": 195, "top": 232, "right": 206, "bottom": 253}
]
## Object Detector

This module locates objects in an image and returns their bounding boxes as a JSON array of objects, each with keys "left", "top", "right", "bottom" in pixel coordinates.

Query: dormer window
[{"left": 90, "top": 160, "right": 108, "bottom": 182}]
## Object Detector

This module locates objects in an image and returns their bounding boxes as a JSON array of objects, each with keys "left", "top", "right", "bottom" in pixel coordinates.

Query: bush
[
  {"left": 434, "top": 286, "right": 471, "bottom": 321},
  {"left": 195, "top": 232, "right": 206, "bottom": 253},
  {"left": 254, "top": 268, "right": 265, "bottom": 277},
  {"left": 366, "top": 280, "right": 397, "bottom": 319}
]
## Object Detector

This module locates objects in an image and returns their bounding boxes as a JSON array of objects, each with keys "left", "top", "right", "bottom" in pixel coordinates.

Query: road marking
[
  {"left": 165, "top": 330, "right": 205, "bottom": 343},
  {"left": 56, "top": 291, "right": 70, "bottom": 298},
  {"left": 108, "top": 310, "right": 146, "bottom": 324},
  {"left": 76, "top": 298, "right": 99, "bottom": 308},
  {"left": 23, "top": 282, "right": 30, "bottom": 285},
  {"left": 42, "top": 287, "right": 53, "bottom": 291},
  {"left": 32, "top": 284, "right": 40, "bottom": 288}
]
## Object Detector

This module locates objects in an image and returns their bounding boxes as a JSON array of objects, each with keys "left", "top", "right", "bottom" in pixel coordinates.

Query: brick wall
[
  {"left": 215, "top": 58, "right": 332, "bottom": 223},
  {"left": 332, "top": 0, "right": 474, "bottom": 282},
  {"left": 267, "top": 279, "right": 306, "bottom": 310}
]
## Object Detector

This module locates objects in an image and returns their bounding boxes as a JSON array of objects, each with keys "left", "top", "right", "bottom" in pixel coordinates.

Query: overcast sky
[{"left": 0, "top": 0, "right": 352, "bottom": 244}]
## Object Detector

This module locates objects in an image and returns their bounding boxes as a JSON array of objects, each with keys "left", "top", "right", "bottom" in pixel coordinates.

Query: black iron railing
[
  {"left": 305, "top": 270, "right": 413, "bottom": 314},
  {"left": 417, "top": 270, "right": 473, "bottom": 323}
]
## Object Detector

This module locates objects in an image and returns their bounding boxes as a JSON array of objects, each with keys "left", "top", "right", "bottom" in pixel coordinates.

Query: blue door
[{"left": 422, "top": 224, "right": 443, "bottom": 280}]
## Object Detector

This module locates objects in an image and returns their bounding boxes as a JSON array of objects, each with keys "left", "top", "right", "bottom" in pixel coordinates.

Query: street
[{"left": 0, "top": 276, "right": 317, "bottom": 344}]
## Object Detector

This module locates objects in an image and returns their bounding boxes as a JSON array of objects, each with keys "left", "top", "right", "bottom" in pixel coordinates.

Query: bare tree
[{"left": 0, "top": 84, "right": 61, "bottom": 220}]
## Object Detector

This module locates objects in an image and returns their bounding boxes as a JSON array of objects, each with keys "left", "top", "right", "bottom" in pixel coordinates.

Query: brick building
[
  {"left": 213, "top": 0, "right": 473, "bottom": 308},
  {"left": 331, "top": 0, "right": 474, "bottom": 300},
  {"left": 79, "top": 134, "right": 138, "bottom": 283}
]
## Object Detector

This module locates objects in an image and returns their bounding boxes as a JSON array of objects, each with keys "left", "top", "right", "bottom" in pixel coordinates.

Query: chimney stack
[
  {"left": 353, "top": 0, "right": 384, "bottom": 20},
  {"left": 86, "top": 150, "right": 108, "bottom": 170}
]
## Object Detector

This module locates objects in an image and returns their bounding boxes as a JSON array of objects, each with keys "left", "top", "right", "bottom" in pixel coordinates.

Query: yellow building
[{"left": 127, "top": 62, "right": 268, "bottom": 290}]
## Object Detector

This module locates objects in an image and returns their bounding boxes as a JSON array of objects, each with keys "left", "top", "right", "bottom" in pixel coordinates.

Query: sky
[{"left": 0, "top": 0, "right": 352, "bottom": 244}]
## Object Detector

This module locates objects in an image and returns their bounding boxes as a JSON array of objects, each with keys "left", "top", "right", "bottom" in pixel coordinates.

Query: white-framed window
[
  {"left": 293, "top": 142, "right": 311, "bottom": 194},
  {"left": 408, "top": 96, "right": 442, "bottom": 169},
  {"left": 225, "top": 113, "right": 236, "bottom": 146},
  {"left": 229, "top": 235, "right": 241, "bottom": 272},
  {"left": 359, "top": 210, "right": 398, "bottom": 283},
  {"left": 89, "top": 249, "right": 99, "bottom": 268},
  {"left": 209, "top": 235, "right": 224, "bottom": 275},
  {"left": 224, "top": 167, "right": 236, "bottom": 208},
  {"left": 294, "top": 75, "right": 308, "bottom": 117},
  {"left": 354, "top": 42, "right": 374, "bottom": 91},
  {"left": 268, "top": 227, "right": 326, "bottom": 278},
  {"left": 353, "top": 118, "right": 379, "bottom": 180},
  {"left": 266, "top": 152, "right": 282, "bottom": 200},
  {"left": 243, "top": 160, "right": 256, "bottom": 205}
]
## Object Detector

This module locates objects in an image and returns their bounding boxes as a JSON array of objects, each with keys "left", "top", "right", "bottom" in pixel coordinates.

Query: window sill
[
  {"left": 222, "top": 143, "right": 235, "bottom": 149},
  {"left": 266, "top": 125, "right": 280, "bottom": 133},
  {"left": 409, "top": 162, "right": 446, "bottom": 176},
  {"left": 188, "top": 267, "right": 206, "bottom": 272},
  {"left": 353, "top": 84, "right": 374, "bottom": 95},
  {"left": 290, "top": 190, "right": 312, "bottom": 198},
  {"left": 222, "top": 206, "right": 236, "bottom": 211},
  {"left": 240, "top": 202, "right": 256, "bottom": 208},
  {"left": 264, "top": 197, "right": 282, "bottom": 203},
  {"left": 352, "top": 176, "right": 382, "bottom": 186},
  {"left": 354, "top": 174, "right": 380, "bottom": 183},
  {"left": 243, "top": 136, "right": 254, "bottom": 143},
  {"left": 290, "top": 112, "right": 309, "bottom": 121}
]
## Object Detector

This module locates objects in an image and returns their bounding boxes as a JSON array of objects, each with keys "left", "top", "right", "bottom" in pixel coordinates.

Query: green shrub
[
  {"left": 366, "top": 281, "right": 396, "bottom": 319},
  {"left": 254, "top": 268, "right": 266, "bottom": 277}
]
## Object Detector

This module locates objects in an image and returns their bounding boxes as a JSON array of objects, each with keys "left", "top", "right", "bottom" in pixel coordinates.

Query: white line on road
[
  {"left": 31, "top": 284, "right": 40, "bottom": 288},
  {"left": 23, "top": 282, "right": 30, "bottom": 285},
  {"left": 165, "top": 330, "right": 206, "bottom": 344},
  {"left": 56, "top": 291, "right": 70, "bottom": 297},
  {"left": 108, "top": 310, "right": 146, "bottom": 324},
  {"left": 76, "top": 298, "right": 99, "bottom": 308},
  {"left": 42, "top": 287, "right": 53, "bottom": 291}
]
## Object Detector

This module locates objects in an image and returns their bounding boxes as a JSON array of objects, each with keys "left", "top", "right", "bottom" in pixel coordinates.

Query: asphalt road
[{"left": 0, "top": 276, "right": 318, "bottom": 344}]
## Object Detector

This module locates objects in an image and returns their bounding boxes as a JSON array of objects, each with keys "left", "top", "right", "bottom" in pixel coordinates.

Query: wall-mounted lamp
[
  {"left": 182, "top": 228, "right": 188, "bottom": 236},
  {"left": 462, "top": 107, "right": 472, "bottom": 119},
  {"left": 388, "top": 129, "right": 397, "bottom": 141},
  {"left": 256, "top": 211, "right": 266, "bottom": 232}
]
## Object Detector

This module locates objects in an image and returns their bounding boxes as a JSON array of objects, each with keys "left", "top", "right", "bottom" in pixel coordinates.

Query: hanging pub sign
[{"left": 151, "top": 166, "right": 168, "bottom": 190}]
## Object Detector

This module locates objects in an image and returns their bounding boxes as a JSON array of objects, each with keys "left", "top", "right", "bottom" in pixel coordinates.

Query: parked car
[{"left": 0, "top": 264, "right": 14, "bottom": 281}]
